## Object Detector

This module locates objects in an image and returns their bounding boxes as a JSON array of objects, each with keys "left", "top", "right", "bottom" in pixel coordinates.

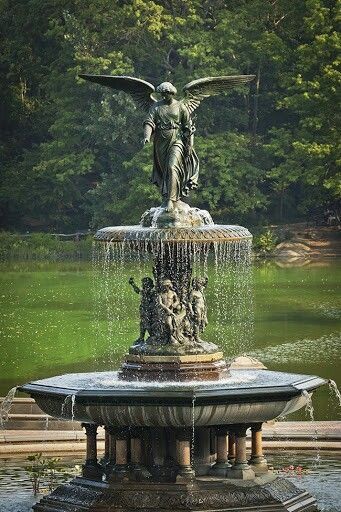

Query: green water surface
[{"left": 0, "top": 259, "right": 340, "bottom": 420}]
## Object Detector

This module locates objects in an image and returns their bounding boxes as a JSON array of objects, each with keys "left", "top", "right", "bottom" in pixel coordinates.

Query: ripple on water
[
  {"left": 269, "top": 452, "right": 341, "bottom": 512},
  {"left": 313, "top": 302, "right": 341, "bottom": 320},
  {"left": 250, "top": 332, "right": 341, "bottom": 365}
]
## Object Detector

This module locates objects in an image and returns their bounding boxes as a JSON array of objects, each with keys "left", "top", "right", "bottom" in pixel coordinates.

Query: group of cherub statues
[{"left": 128, "top": 273, "right": 208, "bottom": 347}]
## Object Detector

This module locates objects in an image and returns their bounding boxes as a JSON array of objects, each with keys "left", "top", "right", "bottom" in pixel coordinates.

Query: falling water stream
[
  {"left": 212, "top": 240, "right": 253, "bottom": 355},
  {"left": 0, "top": 387, "right": 17, "bottom": 429},
  {"left": 191, "top": 393, "right": 196, "bottom": 467},
  {"left": 302, "top": 390, "right": 321, "bottom": 467},
  {"left": 60, "top": 394, "right": 76, "bottom": 423},
  {"left": 92, "top": 238, "right": 254, "bottom": 365}
]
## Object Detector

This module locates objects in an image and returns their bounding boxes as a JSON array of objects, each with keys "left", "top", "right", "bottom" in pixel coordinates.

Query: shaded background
[{"left": 0, "top": 0, "right": 339, "bottom": 231}]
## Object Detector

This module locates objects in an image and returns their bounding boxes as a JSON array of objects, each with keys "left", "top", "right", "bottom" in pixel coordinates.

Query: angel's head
[{"left": 156, "top": 82, "right": 177, "bottom": 103}]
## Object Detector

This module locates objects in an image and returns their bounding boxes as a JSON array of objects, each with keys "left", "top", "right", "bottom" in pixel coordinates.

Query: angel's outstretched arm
[
  {"left": 143, "top": 108, "right": 155, "bottom": 144},
  {"left": 128, "top": 277, "right": 141, "bottom": 295},
  {"left": 143, "top": 124, "right": 153, "bottom": 144}
]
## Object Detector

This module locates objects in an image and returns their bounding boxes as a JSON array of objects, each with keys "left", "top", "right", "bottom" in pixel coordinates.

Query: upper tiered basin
[{"left": 94, "top": 224, "right": 252, "bottom": 243}]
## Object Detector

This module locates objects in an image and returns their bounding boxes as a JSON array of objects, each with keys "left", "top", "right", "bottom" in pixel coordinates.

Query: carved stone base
[
  {"left": 249, "top": 456, "right": 269, "bottom": 475},
  {"left": 209, "top": 461, "right": 231, "bottom": 477},
  {"left": 140, "top": 201, "right": 213, "bottom": 228},
  {"left": 119, "top": 353, "right": 230, "bottom": 381},
  {"left": 226, "top": 466, "right": 256, "bottom": 480},
  {"left": 32, "top": 475, "right": 318, "bottom": 512},
  {"left": 128, "top": 339, "right": 220, "bottom": 357},
  {"left": 82, "top": 461, "right": 103, "bottom": 480}
]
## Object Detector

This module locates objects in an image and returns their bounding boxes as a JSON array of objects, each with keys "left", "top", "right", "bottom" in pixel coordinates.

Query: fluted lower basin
[{"left": 19, "top": 369, "right": 326, "bottom": 427}]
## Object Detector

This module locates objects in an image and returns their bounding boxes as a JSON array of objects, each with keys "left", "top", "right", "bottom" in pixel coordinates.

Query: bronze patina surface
[{"left": 80, "top": 74, "right": 255, "bottom": 213}]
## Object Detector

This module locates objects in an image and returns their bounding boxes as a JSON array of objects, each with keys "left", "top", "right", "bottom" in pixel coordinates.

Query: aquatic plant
[{"left": 25, "top": 454, "right": 62, "bottom": 495}]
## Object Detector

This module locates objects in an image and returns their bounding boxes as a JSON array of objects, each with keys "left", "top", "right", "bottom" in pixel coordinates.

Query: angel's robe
[{"left": 144, "top": 99, "right": 199, "bottom": 202}]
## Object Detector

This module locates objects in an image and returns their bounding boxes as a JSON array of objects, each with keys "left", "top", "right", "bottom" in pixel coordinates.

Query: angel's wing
[
  {"left": 79, "top": 74, "right": 156, "bottom": 112},
  {"left": 182, "top": 75, "right": 255, "bottom": 114}
]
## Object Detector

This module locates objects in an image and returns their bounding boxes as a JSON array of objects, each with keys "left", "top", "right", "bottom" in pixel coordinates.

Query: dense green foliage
[
  {"left": 0, "top": 232, "right": 93, "bottom": 259},
  {"left": 1, "top": 0, "right": 340, "bottom": 231}
]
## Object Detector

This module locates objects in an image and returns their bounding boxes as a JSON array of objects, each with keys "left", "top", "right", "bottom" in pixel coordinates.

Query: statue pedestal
[
  {"left": 140, "top": 202, "right": 213, "bottom": 229},
  {"left": 119, "top": 352, "right": 229, "bottom": 381}
]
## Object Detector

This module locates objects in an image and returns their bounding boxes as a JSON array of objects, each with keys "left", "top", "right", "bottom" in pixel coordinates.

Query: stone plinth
[
  {"left": 119, "top": 352, "right": 229, "bottom": 381},
  {"left": 32, "top": 474, "right": 318, "bottom": 512}
]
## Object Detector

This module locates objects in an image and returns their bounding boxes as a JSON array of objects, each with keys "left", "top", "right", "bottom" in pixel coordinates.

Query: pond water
[
  {"left": 0, "top": 452, "right": 340, "bottom": 511},
  {"left": 0, "top": 258, "right": 340, "bottom": 420}
]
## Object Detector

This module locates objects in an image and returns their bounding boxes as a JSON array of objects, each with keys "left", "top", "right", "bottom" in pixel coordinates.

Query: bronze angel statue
[{"left": 79, "top": 74, "right": 254, "bottom": 212}]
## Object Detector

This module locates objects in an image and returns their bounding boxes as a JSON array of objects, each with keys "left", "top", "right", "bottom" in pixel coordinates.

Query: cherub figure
[
  {"left": 189, "top": 276, "right": 208, "bottom": 341},
  {"left": 80, "top": 73, "right": 254, "bottom": 212},
  {"left": 128, "top": 276, "right": 156, "bottom": 341},
  {"left": 156, "top": 279, "right": 181, "bottom": 344}
]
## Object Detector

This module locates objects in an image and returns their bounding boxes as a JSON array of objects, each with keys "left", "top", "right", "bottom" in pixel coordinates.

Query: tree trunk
[{"left": 252, "top": 63, "right": 261, "bottom": 139}]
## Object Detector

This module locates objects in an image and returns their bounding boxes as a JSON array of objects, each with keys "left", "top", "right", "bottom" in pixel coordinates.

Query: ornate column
[
  {"left": 249, "top": 423, "right": 268, "bottom": 474},
  {"left": 151, "top": 428, "right": 169, "bottom": 481},
  {"left": 194, "top": 427, "right": 211, "bottom": 475},
  {"left": 100, "top": 426, "right": 110, "bottom": 466},
  {"left": 210, "top": 427, "right": 230, "bottom": 476},
  {"left": 228, "top": 430, "right": 236, "bottom": 464},
  {"left": 210, "top": 427, "right": 217, "bottom": 464},
  {"left": 104, "top": 426, "right": 117, "bottom": 477},
  {"left": 130, "top": 429, "right": 152, "bottom": 481},
  {"left": 226, "top": 425, "right": 255, "bottom": 480},
  {"left": 81, "top": 423, "right": 103, "bottom": 480},
  {"left": 109, "top": 429, "right": 130, "bottom": 481},
  {"left": 176, "top": 429, "right": 195, "bottom": 483},
  {"left": 131, "top": 436, "right": 142, "bottom": 465}
]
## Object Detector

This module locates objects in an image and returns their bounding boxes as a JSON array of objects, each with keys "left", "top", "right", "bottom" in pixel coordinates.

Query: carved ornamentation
[
  {"left": 128, "top": 273, "right": 214, "bottom": 355},
  {"left": 32, "top": 477, "right": 317, "bottom": 511}
]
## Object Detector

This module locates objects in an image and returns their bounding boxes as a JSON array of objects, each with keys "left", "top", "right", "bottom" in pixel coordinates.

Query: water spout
[
  {"left": 328, "top": 379, "right": 341, "bottom": 409},
  {"left": 0, "top": 387, "right": 18, "bottom": 429}
]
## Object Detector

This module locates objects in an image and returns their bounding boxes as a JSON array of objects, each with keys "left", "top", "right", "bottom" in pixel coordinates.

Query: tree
[{"left": 1, "top": 0, "right": 339, "bottom": 231}]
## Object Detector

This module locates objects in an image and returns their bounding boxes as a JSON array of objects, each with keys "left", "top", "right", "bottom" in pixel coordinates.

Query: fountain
[{"left": 18, "top": 73, "right": 327, "bottom": 511}]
